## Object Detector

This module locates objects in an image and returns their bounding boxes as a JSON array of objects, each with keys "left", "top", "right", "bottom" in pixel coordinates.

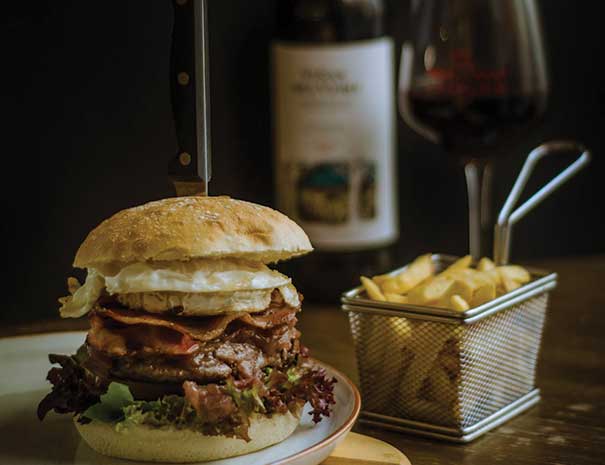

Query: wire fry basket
[{"left": 342, "top": 142, "right": 591, "bottom": 442}]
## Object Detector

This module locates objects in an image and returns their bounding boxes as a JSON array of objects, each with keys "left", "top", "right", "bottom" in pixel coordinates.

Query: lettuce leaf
[
  {"left": 119, "top": 395, "right": 191, "bottom": 431},
  {"left": 41, "top": 348, "right": 336, "bottom": 440},
  {"left": 82, "top": 382, "right": 134, "bottom": 423},
  {"left": 224, "top": 379, "right": 266, "bottom": 414},
  {"left": 119, "top": 394, "right": 252, "bottom": 439},
  {"left": 37, "top": 351, "right": 107, "bottom": 421},
  {"left": 264, "top": 365, "right": 336, "bottom": 423},
  {"left": 287, "top": 366, "right": 302, "bottom": 384}
]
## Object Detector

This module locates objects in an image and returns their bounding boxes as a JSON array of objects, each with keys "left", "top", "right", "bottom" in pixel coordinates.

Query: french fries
[
  {"left": 396, "top": 253, "right": 435, "bottom": 292},
  {"left": 374, "top": 253, "right": 434, "bottom": 294},
  {"left": 441, "top": 255, "right": 472, "bottom": 274},
  {"left": 497, "top": 265, "right": 531, "bottom": 284},
  {"left": 501, "top": 276, "right": 521, "bottom": 293},
  {"left": 477, "top": 257, "right": 496, "bottom": 271},
  {"left": 360, "top": 276, "right": 386, "bottom": 301},
  {"left": 384, "top": 293, "right": 408, "bottom": 304},
  {"left": 450, "top": 294, "right": 470, "bottom": 311},
  {"left": 408, "top": 276, "right": 454, "bottom": 306},
  {"left": 360, "top": 254, "right": 532, "bottom": 311},
  {"left": 357, "top": 253, "right": 532, "bottom": 426}
]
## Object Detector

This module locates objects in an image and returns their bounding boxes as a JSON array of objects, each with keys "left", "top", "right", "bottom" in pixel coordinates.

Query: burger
[{"left": 37, "top": 196, "right": 336, "bottom": 463}]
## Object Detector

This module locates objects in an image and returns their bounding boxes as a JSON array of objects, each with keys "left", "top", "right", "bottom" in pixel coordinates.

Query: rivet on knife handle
[{"left": 169, "top": 0, "right": 211, "bottom": 196}]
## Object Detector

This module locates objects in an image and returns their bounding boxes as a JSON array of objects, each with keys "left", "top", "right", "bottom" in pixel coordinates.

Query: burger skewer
[{"left": 169, "top": 0, "right": 211, "bottom": 197}]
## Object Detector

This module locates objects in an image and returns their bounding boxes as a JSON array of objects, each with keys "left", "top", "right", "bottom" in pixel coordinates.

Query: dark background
[{"left": 2, "top": 1, "right": 603, "bottom": 322}]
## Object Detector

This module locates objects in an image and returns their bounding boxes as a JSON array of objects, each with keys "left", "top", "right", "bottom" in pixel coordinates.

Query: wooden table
[{"left": 3, "top": 256, "right": 604, "bottom": 465}]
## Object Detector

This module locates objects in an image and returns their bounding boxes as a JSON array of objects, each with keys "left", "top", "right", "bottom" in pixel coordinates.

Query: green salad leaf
[
  {"left": 76, "top": 364, "right": 335, "bottom": 439},
  {"left": 286, "top": 366, "right": 302, "bottom": 384},
  {"left": 121, "top": 395, "right": 191, "bottom": 429},
  {"left": 224, "top": 379, "right": 266, "bottom": 413},
  {"left": 82, "top": 382, "right": 134, "bottom": 423}
]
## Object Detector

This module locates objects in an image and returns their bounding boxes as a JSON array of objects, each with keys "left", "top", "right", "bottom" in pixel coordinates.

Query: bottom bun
[{"left": 74, "top": 408, "right": 302, "bottom": 463}]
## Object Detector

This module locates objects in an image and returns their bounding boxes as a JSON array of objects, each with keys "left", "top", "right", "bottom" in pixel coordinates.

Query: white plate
[{"left": 0, "top": 331, "right": 360, "bottom": 465}]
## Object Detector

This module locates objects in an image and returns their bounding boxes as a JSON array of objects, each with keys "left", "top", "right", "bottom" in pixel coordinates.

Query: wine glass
[{"left": 398, "top": 0, "right": 549, "bottom": 258}]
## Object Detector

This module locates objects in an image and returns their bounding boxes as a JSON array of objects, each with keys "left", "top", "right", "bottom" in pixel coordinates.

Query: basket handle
[{"left": 494, "top": 141, "right": 591, "bottom": 265}]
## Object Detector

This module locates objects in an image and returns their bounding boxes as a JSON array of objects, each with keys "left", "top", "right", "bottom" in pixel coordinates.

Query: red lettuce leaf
[{"left": 37, "top": 352, "right": 108, "bottom": 421}]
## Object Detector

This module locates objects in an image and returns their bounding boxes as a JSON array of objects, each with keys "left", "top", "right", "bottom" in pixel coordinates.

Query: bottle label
[{"left": 272, "top": 38, "right": 397, "bottom": 250}]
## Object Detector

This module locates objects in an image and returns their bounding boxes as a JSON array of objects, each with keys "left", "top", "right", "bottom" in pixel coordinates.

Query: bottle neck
[{"left": 276, "top": 0, "right": 385, "bottom": 43}]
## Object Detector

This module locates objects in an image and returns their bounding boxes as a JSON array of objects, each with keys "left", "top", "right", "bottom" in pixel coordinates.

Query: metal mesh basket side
[
  {"left": 348, "top": 312, "right": 464, "bottom": 426},
  {"left": 458, "top": 293, "right": 548, "bottom": 427},
  {"left": 348, "top": 312, "right": 405, "bottom": 414},
  {"left": 348, "top": 292, "right": 548, "bottom": 430}
]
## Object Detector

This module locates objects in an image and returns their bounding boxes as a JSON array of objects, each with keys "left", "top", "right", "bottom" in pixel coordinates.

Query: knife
[{"left": 169, "top": 0, "right": 211, "bottom": 196}]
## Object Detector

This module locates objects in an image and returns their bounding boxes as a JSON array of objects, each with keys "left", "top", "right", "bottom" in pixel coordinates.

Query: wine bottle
[{"left": 272, "top": 0, "right": 398, "bottom": 302}]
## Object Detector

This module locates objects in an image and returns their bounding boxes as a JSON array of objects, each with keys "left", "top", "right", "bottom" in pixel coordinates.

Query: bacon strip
[
  {"left": 88, "top": 296, "right": 299, "bottom": 357},
  {"left": 238, "top": 307, "right": 297, "bottom": 329},
  {"left": 88, "top": 314, "right": 200, "bottom": 356},
  {"left": 95, "top": 305, "right": 297, "bottom": 341},
  {"left": 97, "top": 308, "right": 242, "bottom": 342}
]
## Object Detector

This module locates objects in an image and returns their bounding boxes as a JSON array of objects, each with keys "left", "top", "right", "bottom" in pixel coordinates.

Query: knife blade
[{"left": 169, "top": 0, "right": 211, "bottom": 196}]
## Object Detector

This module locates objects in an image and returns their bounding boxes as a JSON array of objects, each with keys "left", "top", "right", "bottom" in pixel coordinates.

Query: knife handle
[{"left": 169, "top": 0, "right": 211, "bottom": 191}]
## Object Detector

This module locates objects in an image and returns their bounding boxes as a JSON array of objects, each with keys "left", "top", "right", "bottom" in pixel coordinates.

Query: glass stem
[{"left": 464, "top": 161, "right": 492, "bottom": 259}]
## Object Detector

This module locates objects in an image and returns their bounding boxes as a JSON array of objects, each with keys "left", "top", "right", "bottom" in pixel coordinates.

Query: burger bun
[{"left": 74, "top": 408, "right": 302, "bottom": 463}]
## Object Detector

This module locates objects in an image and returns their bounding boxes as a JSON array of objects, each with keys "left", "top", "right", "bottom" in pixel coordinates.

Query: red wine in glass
[
  {"left": 406, "top": 92, "right": 547, "bottom": 159},
  {"left": 399, "top": 0, "right": 549, "bottom": 257}
]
